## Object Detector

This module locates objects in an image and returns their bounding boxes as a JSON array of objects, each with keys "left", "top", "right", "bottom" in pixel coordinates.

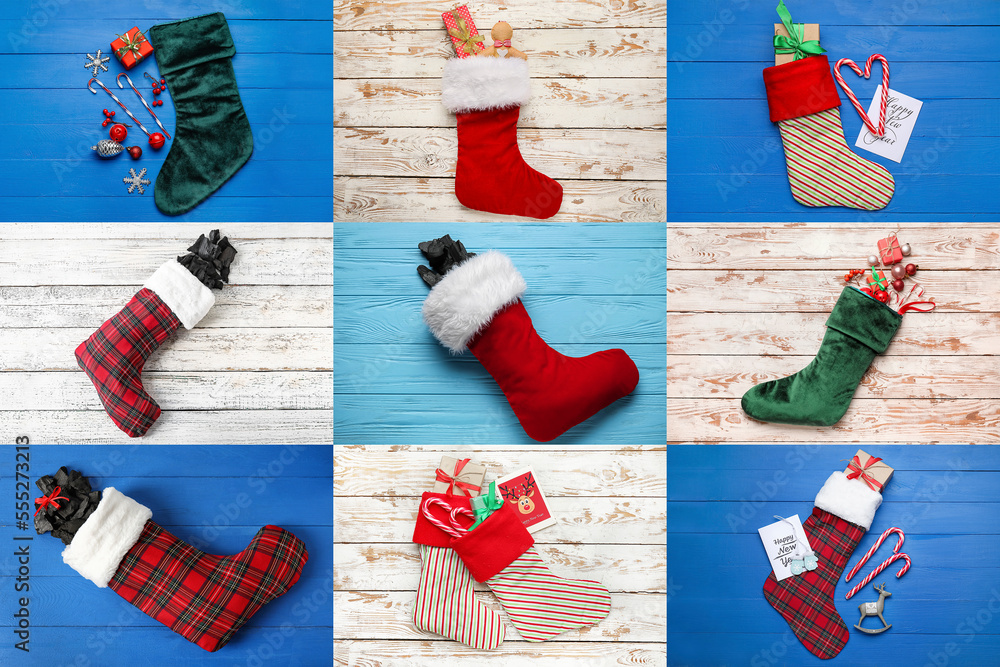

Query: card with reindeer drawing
[{"left": 493, "top": 467, "right": 556, "bottom": 533}]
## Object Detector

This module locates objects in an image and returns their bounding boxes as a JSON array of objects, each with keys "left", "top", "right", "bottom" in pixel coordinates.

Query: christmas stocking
[
  {"left": 441, "top": 57, "right": 563, "bottom": 219},
  {"left": 75, "top": 231, "right": 237, "bottom": 437},
  {"left": 763, "top": 469, "right": 883, "bottom": 659},
  {"left": 412, "top": 492, "right": 506, "bottom": 650},
  {"left": 741, "top": 287, "right": 901, "bottom": 426},
  {"left": 421, "top": 493, "right": 611, "bottom": 641},
  {"left": 34, "top": 468, "right": 308, "bottom": 653},
  {"left": 764, "top": 55, "right": 894, "bottom": 210},
  {"left": 420, "top": 246, "right": 639, "bottom": 441},
  {"left": 148, "top": 13, "right": 253, "bottom": 215}
]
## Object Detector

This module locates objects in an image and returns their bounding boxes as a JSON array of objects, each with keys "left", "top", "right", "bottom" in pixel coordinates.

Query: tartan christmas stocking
[
  {"left": 763, "top": 55, "right": 894, "bottom": 210},
  {"left": 75, "top": 231, "right": 236, "bottom": 437},
  {"left": 741, "top": 287, "right": 902, "bottom": 426},
  {"left": 34, "top": 469, "right": 308, "bottom": 653},
  {"left": 763, "top": 470, "right": 883, "bottom": 660},
  {"left": 412, "top": 492, "right": 506, "bottom": 649}
]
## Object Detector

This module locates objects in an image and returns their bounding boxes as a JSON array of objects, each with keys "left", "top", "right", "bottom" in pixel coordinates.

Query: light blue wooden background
[
  {"left": 0, "top": 0, "right": 332, "bottom": 221},
  {"left": 334, "top": 223, "right": 666, "bottom": 444},
  {"left": 667, "top": 445, "right": 1000, "bottom": 665},
  {"left": 667, "top": 0, "right": 1000, "bottom": 221},
  {"left": 0, "top": 444, "right": 332, "bottom": 666}
]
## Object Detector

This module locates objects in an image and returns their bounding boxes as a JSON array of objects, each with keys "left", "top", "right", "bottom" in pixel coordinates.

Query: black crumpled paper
[
  {"left": 177, "top": 229, "right": 238, "bottom": 290},
  {"left": 417, "top": 234, "right": 476, "bottom": 288},
  {"left": 34, "top": 467, "right": 101, "bottom": 545}
]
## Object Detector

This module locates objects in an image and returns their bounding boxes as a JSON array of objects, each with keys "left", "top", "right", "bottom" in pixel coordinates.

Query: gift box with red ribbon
[
  {"left": 442, "top": 5, "right": 485, "bottom": 58},
  {"left": 111, "top": 27, "right": 153, "bottom": 70},
  {"left": 844, "top": 450, "right": 893, "bottom": 493},
  {"left": 432, "top": 456, "right": 486, "bottom": 497},
  {"left": 878, "top": 235, "right": 903, "bottom": 265}
]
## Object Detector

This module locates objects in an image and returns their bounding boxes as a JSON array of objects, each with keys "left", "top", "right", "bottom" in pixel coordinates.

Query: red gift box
[
  {"left": 442, "top": 5, "right": 485, "bottom": 58},
  {"left": 111, "top": 27, "right": 153, "bottom": 70},
  {"left": 866, "top": 269, "right": 888, "bottom": 291},
  {"left": 877, "top": 235, "right": 903, "bottom": 265}
]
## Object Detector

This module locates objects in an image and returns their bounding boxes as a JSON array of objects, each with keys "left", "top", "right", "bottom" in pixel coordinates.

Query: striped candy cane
[
  {"left": 87, "top": 78, "right": 154, "bottom": 138},
  {"left": 421, "top": 497, "right": 474, "bottom": 538},
  {"left": 846, "top": 527, "right": 904, "bottom": 582},
  {"left": 845, "top": 552, "right": 911, "bottom": 599},
  {"left": 834, "top": 54, "right": 890, "bottom": 138},
  {"left": 116, "top": 73, "right": 171, "bottom": 139}
]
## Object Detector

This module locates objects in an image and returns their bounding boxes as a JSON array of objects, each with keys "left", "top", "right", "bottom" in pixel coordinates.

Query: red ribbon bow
[
  {"left": 846, "top": 455, "right": 885, "bottom": 491},
  {"left": 494, "top": 39, "right": 511, "bottom": 47},
  {"left": 435, "top": 458, "right": 479, "bottom": 496},
  {"left": 35, "top": 486, "right": 69, "bottom": 516}
]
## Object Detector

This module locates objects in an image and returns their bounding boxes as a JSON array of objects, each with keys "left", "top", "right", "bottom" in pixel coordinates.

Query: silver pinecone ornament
[{"left": 91, "top": 140, "right": 125, "bottom": 158}]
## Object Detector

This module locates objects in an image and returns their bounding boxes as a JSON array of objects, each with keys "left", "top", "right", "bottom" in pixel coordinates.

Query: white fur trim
[
  {"left": 814, "top": 472, "right": 882, "bottom": 530},
  {"left": 61, "top": 488, "right": 152, "bottom": 588},
  {"left": 143, "top": 260, "right": 215, "bottom": 330},
  {"left": 441, "top": 56, "right": 531, "bottom": 113},
  {"left": 422, "top": 251, "right": 526, "bottom": 353}
]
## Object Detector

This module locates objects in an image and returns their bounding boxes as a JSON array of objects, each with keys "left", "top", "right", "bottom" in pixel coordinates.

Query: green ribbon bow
[
  {"left": 114, "top": 29, "right": 147, "bottom": 59},
  {"left": 773, "top": 0, "right": 825, "bottom": 61},
  {"left": 469, "top": 481, "right": 502, "bottom": 529},
  {"left": 447, "top": 12, "right": 484, "bottom": 55},
  {"left": 869, "top": 268, "right": 888, "bottom": 290}
]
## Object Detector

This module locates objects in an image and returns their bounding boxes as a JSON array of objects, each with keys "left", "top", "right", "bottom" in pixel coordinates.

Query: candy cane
[
  {"left": 834, "top": 54, "right": 890, "bottom": 138},
  {"left": 845, "top": 552, "right": 911, "bottom": 599},
  {"left": 846, "top": 527, "right": 904, "bottom": 582},
  {"left": 87, "top": 78, "right": 154, "bottom": 138},
  {"left": 116, "top": 73, "right": 171, "bottom": 139},
  {"left": 421, "top": 497, "right": 474, "bottom": 538}
]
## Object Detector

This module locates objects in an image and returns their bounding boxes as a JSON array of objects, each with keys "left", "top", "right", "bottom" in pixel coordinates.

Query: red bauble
[
  {"left": 109, "top": 124, "right": 128, "bottom": 143},
  {"left": 905, "top": 263, "right": 917, "bottom": 276},
  {"left": 891, "top": 279, "right": 905, "bottom": 292},
  {"left": 874, "top": 289, "right": 889, "bottom": 303},
  {"left": 127, "top": 145, "right": 142, "bottom": 160},
  {"left": 149, "top": 133, "right": 165, "bottom": 150}
]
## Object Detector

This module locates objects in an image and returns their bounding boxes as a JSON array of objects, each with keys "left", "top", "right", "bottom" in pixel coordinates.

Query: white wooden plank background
[
  {"left": 333, "top": 0, "right": 666, "bottom": 221},
  {"left": 333, "top": 445, "right": 667, "bottom": 666},
  {"left": 667, "top": 223, "right": 1000, "bottom": 444},
  {"left": 0, "top": 223, "right": 333, "bottom": 444}
]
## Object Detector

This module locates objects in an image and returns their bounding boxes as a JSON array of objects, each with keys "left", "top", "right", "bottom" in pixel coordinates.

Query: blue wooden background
[
  {"left": 0, "top": 444, "right": 332, "bottom": 666},
  {"left": 667, "top": 0, "right": 1000, "bottom": 221},
  {"left": 667, "top": 445, "right": 1000, "bottom": 665},
  {"left": 333, "top": 223, "right": 666, "bottom": 444},
  {"left": 0, "top": 1, "right": 332, "bottom": 221}
]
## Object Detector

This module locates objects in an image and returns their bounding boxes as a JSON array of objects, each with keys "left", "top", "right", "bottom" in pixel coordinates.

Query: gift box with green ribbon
[
  {"left": 773, "top": 0, "right": 824, "bottom": 66},
  {"left": 111, "top": 26, "right": 153, "bottom": 70}
]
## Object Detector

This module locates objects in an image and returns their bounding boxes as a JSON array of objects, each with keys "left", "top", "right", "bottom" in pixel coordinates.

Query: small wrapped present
[
  {"left": 111, "top": 27, "right": 153, "bottom": 70},
  {"left": 866, "top": 269, "right": 888, "bottom": 291},
  {"left": 442, "top": 5, "right": 485, "bottom": 58},
  {"left": 772, "top": 0, "right": 824, "bottom": 66},
  {"left": 844, "top": 450, "right": 894, "bottom": 493},
  {"left": 432, "top": 456, "right": 486, "bottom": 497},
  {"left": 878, "top": 235, "right": 903, "bottom": 265}
]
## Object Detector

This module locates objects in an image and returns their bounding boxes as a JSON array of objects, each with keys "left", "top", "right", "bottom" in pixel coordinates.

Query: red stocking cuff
[
  {"left": 763, "top": 55, "right": 841, "bottom": 123},
  {"left": 412, "top": 492, "right": 474, "bottom": 547},
  {"left": 451, "top": 502, "right": 533, "bottom": 582}
]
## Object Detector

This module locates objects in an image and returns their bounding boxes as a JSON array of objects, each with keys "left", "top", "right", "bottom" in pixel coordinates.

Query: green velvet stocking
[
  {"left": 741, "top": 287, "right": 902, "bottom": 426},
  {"left": 149, "top": 13, "right": 253, "bottom": 215}
]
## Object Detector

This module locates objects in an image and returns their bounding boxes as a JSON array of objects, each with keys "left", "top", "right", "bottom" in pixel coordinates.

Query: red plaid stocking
[
  {"left": 762, "top": 472, "right": 883, "bottom": 659},
  {"left": 76, "top": 260, "right": 215, "bottom": 437}
]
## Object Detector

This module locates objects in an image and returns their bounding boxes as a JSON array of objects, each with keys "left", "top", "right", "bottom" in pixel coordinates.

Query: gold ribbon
[
  {"left": 447, "top": 11, "right": 484, "bottom": 55},
  {"left": 114, "top": 29, "right": 147, "bottom": 60}
]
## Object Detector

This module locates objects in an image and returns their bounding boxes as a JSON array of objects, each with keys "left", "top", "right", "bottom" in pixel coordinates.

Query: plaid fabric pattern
[
  {"left": 75, "top": 288, "right": 180, "bottom": 438},
  {"left": 108, "top": 521, "right": 308, "bottom": 653},
  {"left": 763, "top": 507, "right": 866, "bottom": 659}
]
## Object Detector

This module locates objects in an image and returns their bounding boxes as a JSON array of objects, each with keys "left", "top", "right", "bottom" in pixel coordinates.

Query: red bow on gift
[
  {"left": 435, "top": 458, "right": 480, "bottom": 496},
  {"left": 846, "top": 454, "right": 885, "bottom": 491},
  {"left": 35, "top": 486, "right": 69, "bottom": 516}
]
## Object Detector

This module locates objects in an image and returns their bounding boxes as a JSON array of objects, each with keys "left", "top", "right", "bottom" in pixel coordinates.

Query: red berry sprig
[{"left": 101, "top": 109, "right": 132, "bottom": 128}]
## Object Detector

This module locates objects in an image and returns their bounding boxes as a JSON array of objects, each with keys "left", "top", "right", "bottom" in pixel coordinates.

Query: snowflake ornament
[
  {"left": 84, "top": 49, "right": 110, "bottom": 76},
  {"left": 123, "top": 168, "right": 151, "bottom": 194}
]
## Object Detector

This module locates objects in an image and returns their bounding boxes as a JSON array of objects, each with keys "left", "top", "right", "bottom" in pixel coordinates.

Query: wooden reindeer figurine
[
  {"left": 478, "top": 21, "right": 527, "bottom": 61},
  {"left": 855, "top": 582, "right": 892, "bottom": 634}
]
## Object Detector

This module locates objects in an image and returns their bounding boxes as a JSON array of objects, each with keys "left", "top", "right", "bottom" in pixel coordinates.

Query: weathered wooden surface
[
  {"left": 666, "top": 224, "right": 1000, "bottom": 443},
  {"left": 0, "top": 223, "right": 333, "bottom": 444},
  {"left": 334, "top": 0, "right": 666, "bottom": 221},
  {"left": 333, "top": 445, "right": 666, "bottom": 663}
]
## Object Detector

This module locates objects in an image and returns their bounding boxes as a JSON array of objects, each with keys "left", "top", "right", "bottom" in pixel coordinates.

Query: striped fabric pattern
[
  {"left": 413, "top": 545, "right": 505, "bottom": 650},
  {"left": 487, "top": 547, "right": 612, "bottom": 641},
  {"left": 778, "top": 107, "right": 895, "bottom": 211}
]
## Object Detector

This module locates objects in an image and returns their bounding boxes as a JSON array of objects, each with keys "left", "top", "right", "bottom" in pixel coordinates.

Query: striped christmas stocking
[
  {"left": 763, "top": 470, "right": 883, "bottom": 659},
  {"left": 412, "top": 493, "right": 506, "bottom": 649},
  {"left": 763, "top": 55, "right": 894, "bottom": 210}
]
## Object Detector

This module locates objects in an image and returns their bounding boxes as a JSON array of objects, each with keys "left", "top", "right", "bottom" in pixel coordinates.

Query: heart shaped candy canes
[{"left": 834, "top": 54, "right": 890, "bottom": 138}]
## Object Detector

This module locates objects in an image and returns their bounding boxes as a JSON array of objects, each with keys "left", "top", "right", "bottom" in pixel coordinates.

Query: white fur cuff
[
  {"left": 143, "top": 260, "right": 215, "bottom": 330},
  {"left": 62, "top": 487, "right": 152, "bottom": 588},
  {"left": 422, "top": 251, "right": 527, "bottom": 353},
  {"left": 441, "top": 56, "right": 531, "bottom": 113},
  {"left": 814, "top": 471, "right": 883, "bottom": 530}
]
